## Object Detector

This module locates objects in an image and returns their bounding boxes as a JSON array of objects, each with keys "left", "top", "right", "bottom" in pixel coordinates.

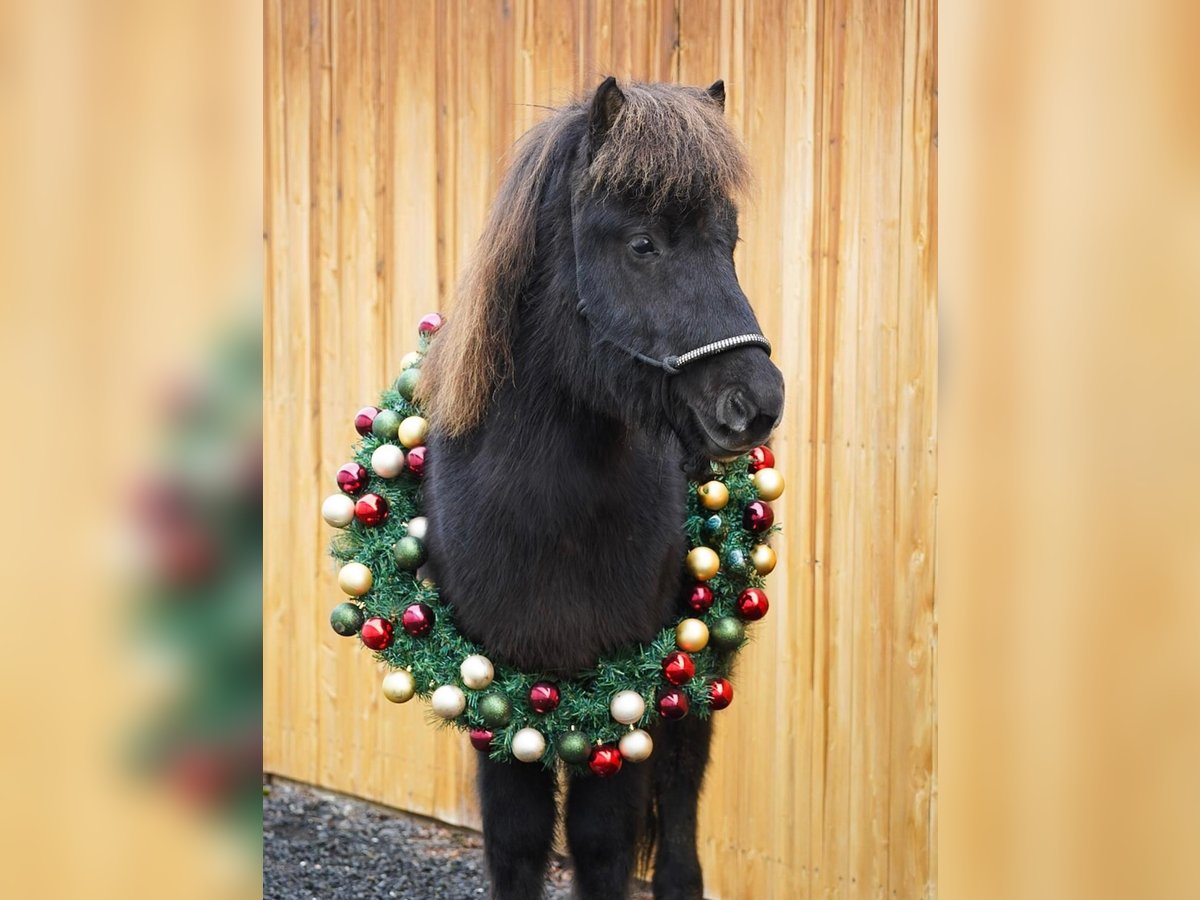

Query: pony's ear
[
  {"left": 706, "top": 79, "right": 726, "bottom": 110},
  {"left": 589, "top": 76, "right": 626, "bottom": 152}
]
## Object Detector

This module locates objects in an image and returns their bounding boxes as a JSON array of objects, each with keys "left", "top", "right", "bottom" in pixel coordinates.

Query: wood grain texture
[{"left": 264, "top": 2, "right": 938, "bottom": 896}]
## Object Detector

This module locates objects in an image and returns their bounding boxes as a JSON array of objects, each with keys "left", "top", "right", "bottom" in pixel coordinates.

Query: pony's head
[{"left": 420, "top": 77, "right": 784, "bottom": 462}]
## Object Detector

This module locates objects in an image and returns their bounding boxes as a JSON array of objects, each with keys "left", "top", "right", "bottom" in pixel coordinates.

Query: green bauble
[
  {"left": 372, "top": 409, "right": 401, "bottom": 440},
  {"left": 555, "top": 731, "right": 592, "bottom": 765},
  {"left": 330, "top": 602, "right": 364, "bottom": 637},
  {"left": 478, "top": 692, "right": 513, "bottom": 728},
  {"left": 709, "top": 616, "right": 746, "bottom": 651},
  {"left": 393, "top": 536, "right": 428, "bottom": 571},
  {"left": 394, "top": 366, "right": 421, "bottom": 401}
]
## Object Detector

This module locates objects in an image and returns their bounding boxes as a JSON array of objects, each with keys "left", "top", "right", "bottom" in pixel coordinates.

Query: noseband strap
[{"left": 604, "top": 331, "right": 772, "bottom": 376}]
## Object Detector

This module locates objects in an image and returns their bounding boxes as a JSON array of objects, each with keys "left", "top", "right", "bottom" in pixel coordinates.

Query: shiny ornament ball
[
  {"left": 359, "top": 616, "right": 394, "bottom": 650},
  {"left": 338, "top": 562, "right": 373, "bottom": 596},
  {"left": 382, "top": 669, "right": 416, "bottom": 703},
  {"left": 708, "top": 677, "right": 734, "bottom": 710},
  {"left": 406, "top": 516, "right": 428, "bottom": 540},
  {"left": 750, "top": 543, "right": 777, "bottom": 575},
  {"left": 399, "top": 350, "right": 422, "bottom": 371},
  {"left": 431, "top": 684, "right": 467, "bottom": 719},
  {"left": 685, "top": 583, "right": 714, "bottom": 613},
  {"left": 662, "top": 651, "right": 696, "bottom": 686},
  {"left": 736, "top": 587, "right": 770, "bottom": 621},
  {"left": 477, "top": 692, "right": 513, "bottom": 727},
  {"left": 371, "top": 409, "right": 401, "bottom": 441},
  {"left": 336, "top": 462, "right": 369, "bottom": 495},
  {"left": 354, "top": 406, "right": 381, "bottom": 436},
  {"left": 394, "top": 367, "right": 420, "bottom": 401},
  {"left": 752, "top": 467, "right": 785, "bottom": 501},
  {"left": 329, "top": 602, "right": 364, "bottom": 637},
  {"left": 588, "top": 745, "right": 623, "bottom": 777},
  {"left": 354, "top": 493, "right": 390, "bottom": 527},
  {"left": 405, "top": 445, "right": 427, "bottom": 478},
  {"left": 469, "top": 728, "right": 494, "bottom": 752},
  {"left": 321, "top": 493, "right": 356, "bottom": 528},
  {"left": 370, "top": 444, "right": 406, "bottom": 478},
  {"left": 743, "top": 500, "right": 775, "bottom": 532},
  {"left": 528, "top": 681, "right": 561, "bottom": 714},
  {"left": 511, "top": 727, "right": 547, "bottom": 763},
  {"left": 392, "top": 535, "right": 427, "bottom": 571},
  {"left": 609, "top": 690, "right": 646, "bottom": 725},
  {"left": 709, "top": 616, "right": 746, "bottom": 651},
  {"left": 686, "top": 546, "right": 720, "bottom": 581},
  {"left": 747, "top": 445, "right": 775, "bottom": 472},
  {"left": 398, "top": 415, "right": 429, "bottom": 449},
  {"left": 618, "top": 729, "right": 654, "bottom": 763},
  {"left": 401, "top": 602, "right": 434, "bottom": 637},
  {"left": 418, "top": 312, "right": 445, "bottom": 336},
  {"left": 675, "top": 618, "right": 710, "bottom": 652},
  {"left": 697, "top": 480, "right": 729, "bottom": 510},
  {"left": 657, "top": 689, "right": 690, "bottom": 720},
  {"left": 460, "top": 654, "right": 495, "bottom": 690},
  {"left": 556, "top": 732, "right": 592, "bottom": 765}
]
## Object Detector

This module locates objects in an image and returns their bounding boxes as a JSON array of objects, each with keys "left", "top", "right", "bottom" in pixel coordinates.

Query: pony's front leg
[
  {"left": 479, "top": 755, "right": 558, "bottom": 899},
  {"left": 566, "top": 760, "right": 651, "bottom": 900},
  {"left": 651, "top": 716, "right": 712, "bottom": 900}
]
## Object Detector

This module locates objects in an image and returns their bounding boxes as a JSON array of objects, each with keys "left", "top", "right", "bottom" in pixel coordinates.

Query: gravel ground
[{"left": 264, "top": 778, "right": 655, "bottom": 899}]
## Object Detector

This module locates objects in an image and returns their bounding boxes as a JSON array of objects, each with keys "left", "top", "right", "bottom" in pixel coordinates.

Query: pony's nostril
[{"left": 716, "top": 387, "right": 757, "bottom": 434}]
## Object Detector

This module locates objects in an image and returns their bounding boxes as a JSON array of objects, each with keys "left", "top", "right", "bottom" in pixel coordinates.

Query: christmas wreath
[{"left": 321, "top": 314, "right": 784, "bottom": 777}]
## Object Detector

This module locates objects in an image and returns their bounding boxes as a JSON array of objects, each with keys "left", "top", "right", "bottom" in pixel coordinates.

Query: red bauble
[
  {"left": 685, "top": 583, "right": 714, "bottom": 613},
  {"left": 401, "top": 602, "right": 434, "bottom": 636},
  {"left": 708, "top": 678, "right": 734, "bottom": 710},
  {"left": 658, "top": 689, "right": 690, "bottom": 720},
  {"left": 587, "top": 745, "right": 623, "bottom": 777},
  {"left": 743, "top": 500, "right": 774, "bottom": 532},
  {"left": 747, "top": 445, "right": 775, "bottom": 472},
  {"left": 469, "top": 728, "right": 495, "bottom": 752},
  {"left": 529, "top": 681, "right": 561, "bottom": 714},
  {"left": 360, "top": 616, "right": 394, "bottom": 650},
  {"left": 354, "top": 493, "right": 390, "bottom": 526},
  {"left": 662, "top": 651, "right": 695, "bottom": 686},
  {"left": 354, "top": 406, "right": 381, "bottom": 437},
  {"left": 336, "top": 462, "right": 369, "bottom": 495},
  {"left": 418, "top": 312, "right": 445, "bottom": 336},
  {"left": 405, "top": 445, "right": 427, "bottom": 478},
  {"left": 736, "top": 588, "right": 770, "bottom": 621}
]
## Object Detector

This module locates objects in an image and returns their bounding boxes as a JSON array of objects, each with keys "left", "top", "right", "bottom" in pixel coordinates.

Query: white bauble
[
  {"left": 406, "top": 516, "right": 428, "bottom": 541},
  {"left": 511, "top": 727, "right": 547, "bottom": 763},
  {"left": 400, "top": 350, "right": 422, "bottom": 370},
  {"left": 382, "top": 670, "right": 416, "bottom": 703},
  {"left": 321, "top": 493, "right": 356, "bottom": 528},
  {"left": 618, "top": 729, "right": 654, "bottom": 762},
  {"left": 370, "top": 444, "right": 406, "bottom": 478},
  {"left": 338, "top": 562, "right": 373, "bottom": 596},
  {"left": 459, "top": 654, "right": 495, "bottom": 690},
  {"left": 610, "top": 690, "right": 646, "bottom": 725},
  {"left": 431, "top": 684, "right": 466, "bottom": 719}
]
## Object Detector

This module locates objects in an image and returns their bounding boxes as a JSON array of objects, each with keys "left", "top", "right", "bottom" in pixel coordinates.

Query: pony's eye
[{"left": 629, "top": 236, "right": 658, "bottom": 256}]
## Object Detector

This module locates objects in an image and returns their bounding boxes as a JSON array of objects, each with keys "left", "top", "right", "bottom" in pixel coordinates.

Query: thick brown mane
[{"left": 417, "top": 81, "right": 749, "bottom": 436}]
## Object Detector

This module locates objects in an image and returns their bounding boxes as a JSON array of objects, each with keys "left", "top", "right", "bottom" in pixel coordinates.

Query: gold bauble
[
  {"left": 400, "top": 350, "right": 422, "bottom": 370},
  {"left": 675, "top": 618, "right": 710, "bottom": 652},
  {"left": 750, "top": 543, "right": 778, "bottom": 575},
  {"left": 697, "top": 480, "right": 729, "bottom": 510},
  {"left": 338, "top": 562, "right": 373, "bottom": 596},
  {"left": 382, "top": 669, "right": 416, "bottom": 703},
  {"left": 752, "top": 467, "right": 785, "bottom": 501},
  {"left": 686, "top": 546, "right": 720, "bottom": 581},
  {"left": 398, "top": 415, "right": 429, "bottom": 448}
]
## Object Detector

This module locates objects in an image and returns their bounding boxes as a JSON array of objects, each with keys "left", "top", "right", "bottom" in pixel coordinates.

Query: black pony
[{"left": 419, "top": 78, "right": 784, "bottom": 900}]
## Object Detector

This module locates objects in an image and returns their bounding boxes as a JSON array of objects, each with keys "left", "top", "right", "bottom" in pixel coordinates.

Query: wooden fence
[{"left": 264, "top": 1, "right": 937, "bottom": 897}]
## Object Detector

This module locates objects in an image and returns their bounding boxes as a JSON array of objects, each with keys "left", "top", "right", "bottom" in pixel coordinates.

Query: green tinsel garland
[{"left": 323, "top": 316, "right": 781, "bottom": 775}]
